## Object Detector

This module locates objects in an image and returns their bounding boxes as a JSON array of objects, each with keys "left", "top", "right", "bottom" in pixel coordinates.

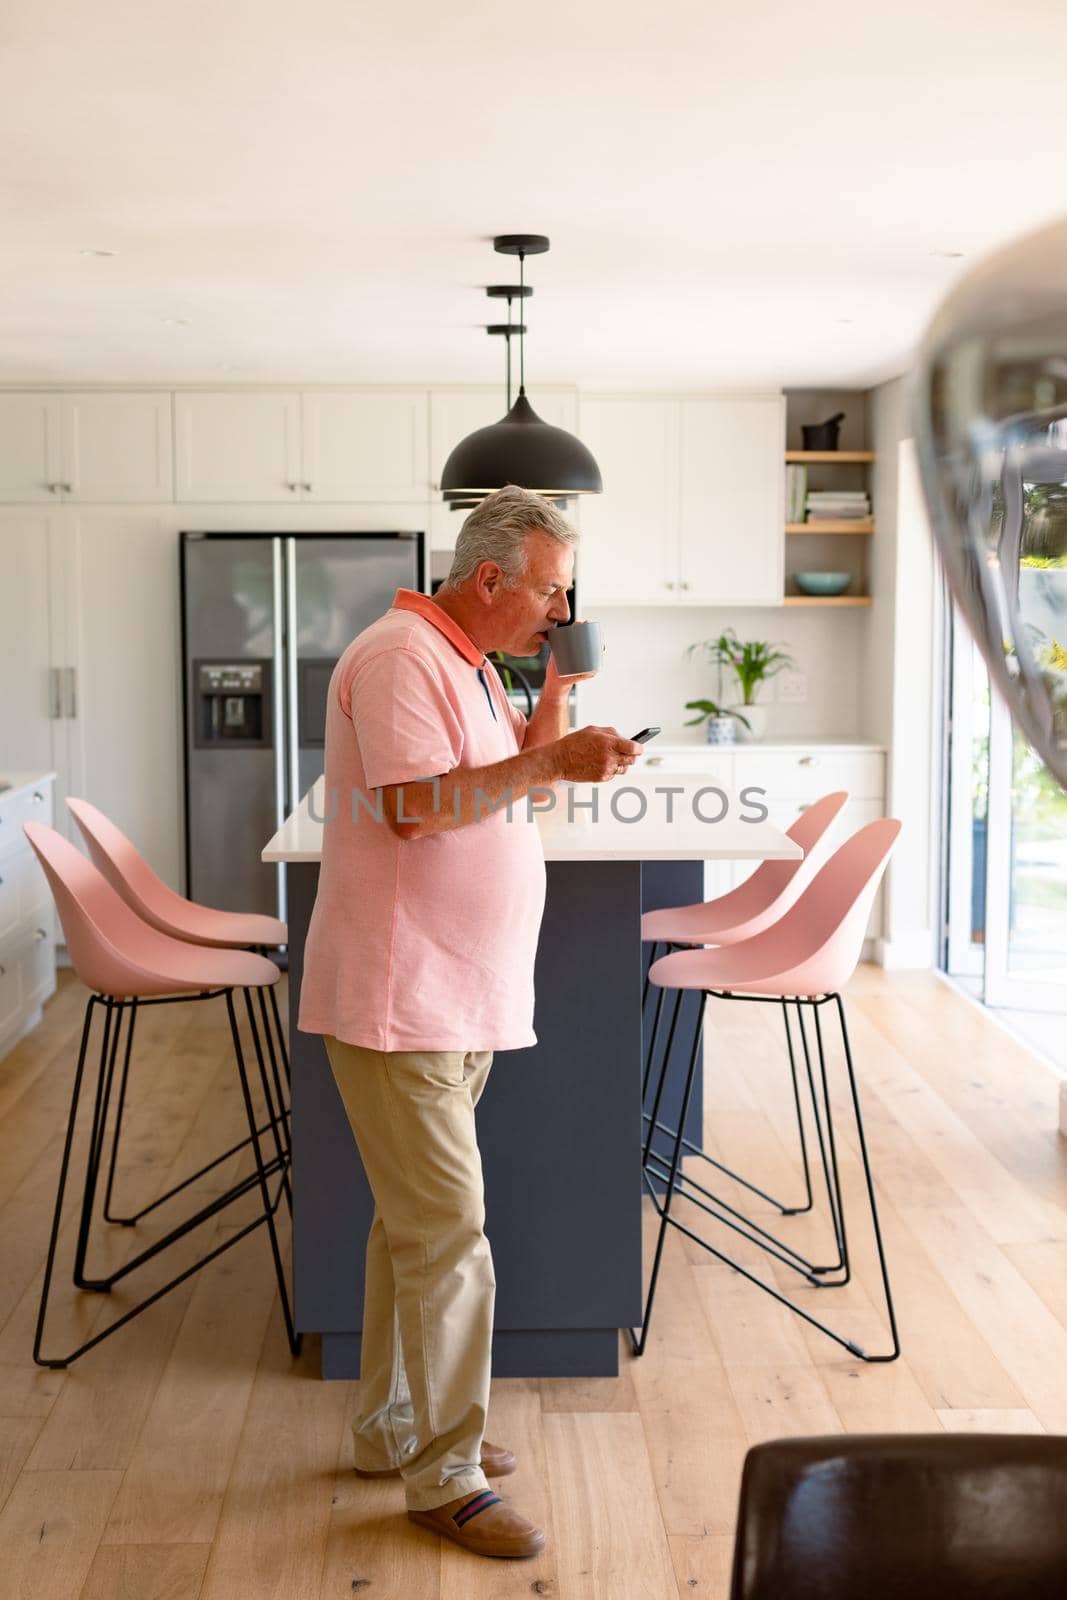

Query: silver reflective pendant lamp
[{"left": 913, "top": 216, "right": 1067, "bottom": 789}]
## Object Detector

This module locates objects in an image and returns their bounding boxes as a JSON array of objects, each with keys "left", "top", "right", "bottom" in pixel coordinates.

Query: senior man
[{"left": 299, "top": 484, "right": 641, "bottom": 1561}]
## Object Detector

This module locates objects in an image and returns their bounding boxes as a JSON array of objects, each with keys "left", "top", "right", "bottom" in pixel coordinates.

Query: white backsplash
[{"left": 572, "top": 604, "right": 868, "bottom": 742}]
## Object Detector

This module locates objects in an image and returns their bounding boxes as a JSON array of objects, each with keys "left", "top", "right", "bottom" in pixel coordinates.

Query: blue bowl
[{"left": 794, "top": 571, "right": 851, "bottom": 596}]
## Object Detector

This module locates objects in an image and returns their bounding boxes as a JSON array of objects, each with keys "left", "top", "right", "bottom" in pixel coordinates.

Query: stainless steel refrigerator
[{"left": 180, "top": 530, "right": 424, "bottom": 923}]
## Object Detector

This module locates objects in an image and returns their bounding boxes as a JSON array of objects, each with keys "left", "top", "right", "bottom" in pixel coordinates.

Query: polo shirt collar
[{"left": 391, "top": 588, "right": 486, "bottom": 668}]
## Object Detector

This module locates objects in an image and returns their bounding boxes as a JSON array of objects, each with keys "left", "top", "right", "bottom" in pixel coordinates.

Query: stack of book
[
  {"left": 804, "top": 490, "right": 871, "bottom": 522},
  {"left": 785, "top": 464, "right": 808, "bottom": 522}
]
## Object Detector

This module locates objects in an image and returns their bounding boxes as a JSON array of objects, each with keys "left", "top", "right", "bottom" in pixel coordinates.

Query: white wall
[
  {"left": 573, "top": 603, "right": 868, "bottom": 742},
  {"left": 863, "top": 375, "right": 942, "bottom": 968}
]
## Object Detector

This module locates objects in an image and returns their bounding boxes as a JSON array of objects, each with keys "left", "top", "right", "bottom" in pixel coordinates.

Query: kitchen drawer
[
  {"left": 638, "top": 751, "right": 736, "bottom": 785},
  {"left": 731, "top": 749, "right": 884, "bottom": 805},
  {"left": 0, "top": 849, "right": 46, "bottom": 943},
  {"left": 20, "top": 924, "right": 55, "bottom": 1010},
  {"left": 0, "top": 781, "right": 53, "bottom": 854}
]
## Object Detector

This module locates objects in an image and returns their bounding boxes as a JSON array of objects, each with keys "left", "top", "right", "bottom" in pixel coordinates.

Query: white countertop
[
  {"left": 0, "top": 771, "right": 57, "bottom": 797},
  {"left": 263, "top": 772, "right": 803, "bottom": 865},
  {"left": 638, "top": 737, "right": 885, "bottom": 754}
]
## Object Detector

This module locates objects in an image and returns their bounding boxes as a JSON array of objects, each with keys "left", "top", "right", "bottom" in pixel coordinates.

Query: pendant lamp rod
[
  {"left": 518, "top": 249, "right": 526, "bottom": 397},
  {"left": 506, "top": 289, "right": 513, "bottom": 409}
]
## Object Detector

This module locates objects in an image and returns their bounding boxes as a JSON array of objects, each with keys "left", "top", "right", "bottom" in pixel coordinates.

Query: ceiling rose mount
[{"left": 439, "top": 234, "right": 602, "bottom": 505}]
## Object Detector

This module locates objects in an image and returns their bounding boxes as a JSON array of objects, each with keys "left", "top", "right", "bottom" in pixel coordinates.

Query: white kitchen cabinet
[
  {"left": 61, "top": 511, "right": 183, "bottom": 889},
  {"left": 175, "top": 392, "right": 302, "bottom": 503},
  {"left": 0, "top": 392, "right": 173, "bottom": 503},
  {"left": 0, "top": 774, "right": 57, "bottom": 1060},
  {"left": 428, "top": 386, "right": 579, "bottom": 550},
  {"left": 301, "top": 390, "right": 428, "bottom": 502},
  {"left": 0, "top": 513, "right": 58, "bottom": 775},
  {"left": 0, "top": 508, "right": 181, "bottom": 885},
  {"left": 574, "top": 397, "right": 678, "bottom": 603},
  {"left": 575, "top": 393, "right": 784, "bottom": 607},
  {"left": 0, "top": 395, "right": 62, "bottom": 502},
  {"left": 61, "top": 392, "right": 173, "bottom": 502},
  {"left": 679, "top": 396, "right": 784, "bottom": 605},
  {"left": 176, "top": 390, "right": 431, "bottom": 505}
]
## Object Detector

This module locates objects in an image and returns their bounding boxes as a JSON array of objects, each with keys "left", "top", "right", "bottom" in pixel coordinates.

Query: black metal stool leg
[
  {"left": 227, "top": 990, "right": 300, "bottom": 1355},
  {"left": 34, "top": 998, "right": 97, "bottom": 1367},
  {"left": 641, "top": 939, "right": 660, "bottom": 1014},
  {"left": 243, "top": 988, "right": 293, "bottom": 1219},
  {"left": 73, "top": 998, "right": 122, "bottom": 1289},
  {"left": 799, "top": 1001, "right": 850, "bottom": 1281},
  {"left": 832, "top": 992, "right": 901, "bottom": 1361},
  {"left": 102, "top": 997, "right": 138, "bottom": 1224},
  {"left": 779, "top": 1000, "right": 815, "bottom": 1216},
  {"left": 255, "top": 985, "right": 291, "bottom": 1161},
  {"left": 630, "top": 992, "right": 706, "bottom": 1357}
]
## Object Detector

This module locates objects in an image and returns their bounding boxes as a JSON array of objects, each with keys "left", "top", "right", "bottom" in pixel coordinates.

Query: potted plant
[
  {"left": 683, "top": 699, "right": 751, "bottom": 745},
  {"left": 684, "top": 627, "right": 795, "bottom": 741}
]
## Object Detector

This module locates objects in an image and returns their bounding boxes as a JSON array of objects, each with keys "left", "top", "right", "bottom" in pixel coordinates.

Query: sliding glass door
[{"left": 945, "top": 598, "right": 1067, "bottom": 1010}]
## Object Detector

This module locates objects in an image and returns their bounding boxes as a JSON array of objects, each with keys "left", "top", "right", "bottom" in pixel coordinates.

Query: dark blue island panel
[{"left": 287, "top": 855, "right": 704, "bottom": 1379}]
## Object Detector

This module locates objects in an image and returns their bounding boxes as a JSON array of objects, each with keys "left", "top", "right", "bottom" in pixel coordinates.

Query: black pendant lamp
[{"left": 440, "top": 234, "right": 602, "bottom": 500}]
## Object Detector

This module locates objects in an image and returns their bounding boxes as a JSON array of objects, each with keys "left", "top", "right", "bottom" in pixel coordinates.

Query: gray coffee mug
[{"left": 549, "top": 620, "right": 603, "bottom": 676}]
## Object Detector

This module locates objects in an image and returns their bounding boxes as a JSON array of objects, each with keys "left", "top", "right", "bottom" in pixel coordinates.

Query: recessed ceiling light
[
  {"left": 837, "top": 317, "right": 854, "bottom": 324},
  {"left": 79, "top": 248, "right": 117, "bottom": 257},
  {"left": 931, "top": 249, "right": 965, "bottom": 259},
  {"left": 163, "top": 317, "right": 190, "bottom": 326}
]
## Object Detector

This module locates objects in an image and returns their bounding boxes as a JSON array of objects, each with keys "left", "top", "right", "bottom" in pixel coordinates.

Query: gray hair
[{"left": 442, "top": 484, "right": 578, "bottom": 590}]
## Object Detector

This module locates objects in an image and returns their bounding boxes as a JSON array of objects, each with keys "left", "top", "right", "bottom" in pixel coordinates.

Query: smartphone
[{"left": 631, "top": 726, "right": 661, "bottom": 743}]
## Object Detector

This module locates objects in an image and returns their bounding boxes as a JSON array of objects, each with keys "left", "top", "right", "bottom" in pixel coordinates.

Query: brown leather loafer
[
  {"left": 407, "top": 1488, "right": 546, "bottom": 1559},
  {"left": 355, "top": 1439, "right": 517, "bottom": 1479}
]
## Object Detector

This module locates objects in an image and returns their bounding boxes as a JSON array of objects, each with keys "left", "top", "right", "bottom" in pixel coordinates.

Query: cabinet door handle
[
  {"left": 665, "top": 580, "right": 676, "bottom": 590},
  {"left": 798, "top": 755, "right": 817, "bottom": 766},
  {"left": 48, "top": 482, "right": 63, "bottom": 494},
  {"left": 49, "top": 666, "right": 63, "bottom": 719},
  {"left": 286, "top": 481, "right": 300, "bottom": 492},
  {"left": 680, "top": 580, "right": 691, "bottom": 590},
  {"left": 32, "top": 790, "right": 44, "bottom": 804},
  {"left": 34, "top": 926, "right": 48, "bottom": 942},
  {"left": 63, "top": 666, "right": 77, "bottom": 718},
  {"left": 301, "top": 482, "right": 313, "bottom": 493}
]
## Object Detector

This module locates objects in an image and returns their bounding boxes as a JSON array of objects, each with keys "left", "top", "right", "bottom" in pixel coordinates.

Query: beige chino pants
[{"left": 325, "top": 1038, "right": 497, "bottom": 1512}]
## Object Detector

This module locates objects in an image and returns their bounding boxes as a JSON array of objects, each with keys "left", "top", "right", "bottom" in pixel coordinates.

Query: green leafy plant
[
  {"left": 684, "top": 627, "right": 795, "bottom": 706},
  {"left": 683, "top": 699, "right": 751, "bottom": 730}
]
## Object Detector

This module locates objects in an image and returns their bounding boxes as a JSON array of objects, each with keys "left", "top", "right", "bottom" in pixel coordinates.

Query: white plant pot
[
  {"left": 705, "top": 714, "right": 737, "bottom": 745},
  {"left": 729, "top": 702, "right": 767, "bottom": 742}
]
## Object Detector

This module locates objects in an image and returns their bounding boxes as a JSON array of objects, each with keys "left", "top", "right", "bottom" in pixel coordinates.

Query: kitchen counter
[{"left": 264, "top": 779, "right": 800, "bottom": 1380}]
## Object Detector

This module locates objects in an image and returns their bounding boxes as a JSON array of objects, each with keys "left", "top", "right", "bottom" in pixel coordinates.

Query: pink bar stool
[
  {"left": 640, "top": 791, "right": 849, "bottom": 1223},
  {"left": 632, "top": 817, "right": 902, "bottom": 1365},
  {"left": 66, "top": 797, "right": 290, "bottom": 1223},
  {"left": 23, "top": 821, "right": 300, "bottom": 1368}
]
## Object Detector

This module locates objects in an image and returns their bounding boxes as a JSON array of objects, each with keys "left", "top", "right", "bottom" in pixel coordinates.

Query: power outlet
[{"left": 777, "top": 670, "right": 808, "bottom": 704}]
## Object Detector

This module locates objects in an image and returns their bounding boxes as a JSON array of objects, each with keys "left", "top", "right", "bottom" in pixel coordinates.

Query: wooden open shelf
[
  {"left": 786, "top": 519, "right": 874, "bottom": 534},
  {"left": 783, "top": 594, "right": 872, "bottom": 607},
  {"left": 785, "top": 450, "right": 876, "bottom": 463}
]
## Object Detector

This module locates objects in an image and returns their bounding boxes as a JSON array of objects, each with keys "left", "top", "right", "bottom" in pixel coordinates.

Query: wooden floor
[{"left": 2, "top": 965, "right": 1066, "bottom": 1599}]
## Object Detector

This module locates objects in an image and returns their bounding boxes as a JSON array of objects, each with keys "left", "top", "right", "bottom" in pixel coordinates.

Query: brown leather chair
[{"left": 729, "top": 1434, "right": 1067, "bottom": 1600}]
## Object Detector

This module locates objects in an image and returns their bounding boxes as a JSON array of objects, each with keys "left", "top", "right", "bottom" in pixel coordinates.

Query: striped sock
[{"left": 453, "top": 1489, "right": 502, "bottom": 1526}]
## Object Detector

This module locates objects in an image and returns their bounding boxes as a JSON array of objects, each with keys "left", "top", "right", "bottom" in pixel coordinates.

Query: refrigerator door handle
[
  {"left": 272, "top": 538, "right": 287, "bottom": 924},
  {"left": 285, "top": 537, "right": 300, "bottom": 818}
]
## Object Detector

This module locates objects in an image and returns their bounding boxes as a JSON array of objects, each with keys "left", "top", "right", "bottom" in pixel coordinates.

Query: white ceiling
[{"left": 3, "top": 0, "right": 1067, "bottom": 391}]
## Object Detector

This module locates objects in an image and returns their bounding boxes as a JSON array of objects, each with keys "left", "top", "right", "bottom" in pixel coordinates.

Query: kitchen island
[{"left": 263, "top": 771, "right": 801, "bottom": 1379}]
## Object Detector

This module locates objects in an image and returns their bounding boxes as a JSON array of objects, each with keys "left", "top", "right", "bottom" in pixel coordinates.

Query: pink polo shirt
[{"left": 298, "top": 588, "right": 548, "bottom": 1052}]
